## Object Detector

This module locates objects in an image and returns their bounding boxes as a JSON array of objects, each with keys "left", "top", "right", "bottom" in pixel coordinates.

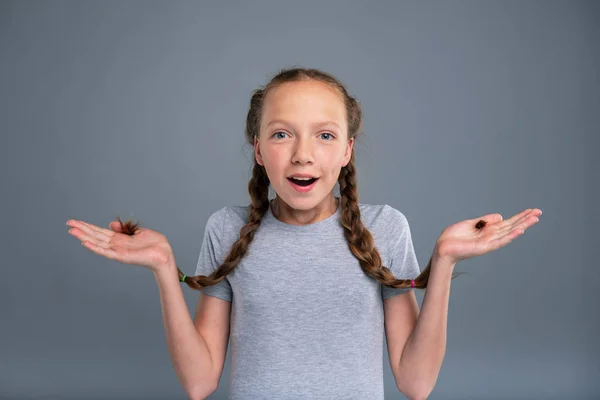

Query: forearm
[
  {"left": 397, "top": 254, "right": 455, "bottom": 399},
  {"left": 153, "top": 263, "right": 216, "bottom": 400}
]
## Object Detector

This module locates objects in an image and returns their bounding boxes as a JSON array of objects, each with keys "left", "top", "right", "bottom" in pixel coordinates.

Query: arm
[
  {"left": 389, "top": 208, "right": 541, "bottom": 398},
  {"left": 153, "top": 262, "right": 218, "bottom": 400},
  {"left": 385, "top": 254, "right": 455, "bottom": 400}
]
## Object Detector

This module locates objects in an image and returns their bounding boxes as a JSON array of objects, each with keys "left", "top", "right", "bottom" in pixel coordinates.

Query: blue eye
[
  {"left": 320, "top": 132, "right": 335, "bottom": 140},
  {"left": 272, "top": 131, "right": 287, "bottom": 139}
]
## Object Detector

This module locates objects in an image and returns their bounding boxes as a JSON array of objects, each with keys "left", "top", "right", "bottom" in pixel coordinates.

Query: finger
[
  {"left": 498, "top": 209, "right": 530, "bottom": 230},
  {"left": 68, "top": 226, "right": 109, "bottom": 245},
  {"left": 517, "top": 215, "right": 540, "bottom": 233},
  {"left": 67, "top": 220, "right": 112, "bottom": 244},
  {"left": 474, "top": 213, "right": 503, "bottom": 225},
  {"left": 69, "top": 228, "right": 112, "bottom": 249},
  {"left": 497, "top": 209, "right": 536, "bottom": 230},
  {"left": 109, "top": 221, "right": 123, "bottom": 232},
  {"left": 81, "top": 239, "right": 118, "bottom": 260},
  {"left": 489, "top": 227, "right": 525, "bottom": 251},
  {"left": 108, "top": 220, "right": 139, "bottom": 235},
  {"left": 79, "top": 220, "right": 116, "bottom": 237},
  {"left": 496, "top": 214, "right": 539, "bottom": 237}
]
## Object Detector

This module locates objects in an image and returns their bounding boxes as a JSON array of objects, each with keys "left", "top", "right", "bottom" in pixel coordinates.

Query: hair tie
[
  {"left": 411, "top": 280, "right": 415, "bottom": 288},
  {"left": 181, "top": 274, "right": 186, "bottom": 282}
]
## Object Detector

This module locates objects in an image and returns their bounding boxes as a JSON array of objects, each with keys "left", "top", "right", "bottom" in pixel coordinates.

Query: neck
[{"left": 271, "top": 195, "right": 339, "bottom": 226}]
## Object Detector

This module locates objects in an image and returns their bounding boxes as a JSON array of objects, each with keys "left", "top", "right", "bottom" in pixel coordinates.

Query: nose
[{"left": 291, "top": 136, "right": 314, "bottom": 165}]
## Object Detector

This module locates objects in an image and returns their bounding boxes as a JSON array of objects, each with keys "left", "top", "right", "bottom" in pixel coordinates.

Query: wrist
[
  {"left": 432, "top": 242, "right": 459, "bottom": 266},
  {"left": 432, "top": 243, "right": 457, "bottom": 269},
  {"left": 152, "top": 259, "right": 179, "bottom": 280}
]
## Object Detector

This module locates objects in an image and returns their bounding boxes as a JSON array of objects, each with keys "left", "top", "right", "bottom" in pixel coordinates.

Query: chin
[
  {"left": 278, "top": 195, "right": 316, "bottom": 210},
  {"left": 277, "top": 191, "right": 331, "bottom": 211}
]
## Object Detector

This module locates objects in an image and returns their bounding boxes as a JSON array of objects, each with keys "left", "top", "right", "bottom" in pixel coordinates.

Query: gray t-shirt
[{"left": 194, "top": 200, "right": 421, "bottom": 399}]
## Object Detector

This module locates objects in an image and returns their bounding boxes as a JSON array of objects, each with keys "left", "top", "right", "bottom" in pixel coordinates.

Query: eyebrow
[{"left": 265, "top": 119, "right": 341, "bottom": 130}]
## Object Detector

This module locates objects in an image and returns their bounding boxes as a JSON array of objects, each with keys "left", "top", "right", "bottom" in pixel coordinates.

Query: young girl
[{"left": 66, "top": 67, "right": 541, "bottom": 400}]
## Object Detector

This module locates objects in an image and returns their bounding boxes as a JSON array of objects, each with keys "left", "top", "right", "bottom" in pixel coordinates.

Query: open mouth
[{"left": 287, "top": 177, "right": 318, "bottom": 187}]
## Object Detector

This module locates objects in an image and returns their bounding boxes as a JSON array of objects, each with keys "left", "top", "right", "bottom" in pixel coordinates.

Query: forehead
[{"left": 261, "top": 80, "right": 346, "bottom": 128}]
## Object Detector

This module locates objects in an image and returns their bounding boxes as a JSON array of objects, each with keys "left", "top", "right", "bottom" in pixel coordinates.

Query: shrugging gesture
[
  {"left": 66, "top": 217, "right": 175, "bottom": 273},
  {"left": 434, "top": 208, "right": 542, "bottom": 265}
]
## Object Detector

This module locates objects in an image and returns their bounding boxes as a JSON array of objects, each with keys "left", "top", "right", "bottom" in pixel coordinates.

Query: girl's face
[{"left": 254, "top": 80, "right": 354, "bottom": 211}]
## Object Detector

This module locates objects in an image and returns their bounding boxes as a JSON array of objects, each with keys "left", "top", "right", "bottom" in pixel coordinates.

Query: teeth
[{"left": 290, "top": 177, "right": 313, "bottom": 180}]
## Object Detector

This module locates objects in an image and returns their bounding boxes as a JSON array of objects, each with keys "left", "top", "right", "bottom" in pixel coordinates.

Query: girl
[{"left": 66, "top": 67, "right": 541, "bottom": 400}]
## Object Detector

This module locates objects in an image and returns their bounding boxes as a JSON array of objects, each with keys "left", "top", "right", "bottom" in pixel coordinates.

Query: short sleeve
[
  {"left": 194, "top": 208, "right": 233, "bottom": 302},
  {"left": 381, "top": 206, "right": 421, "bottom": 300}
]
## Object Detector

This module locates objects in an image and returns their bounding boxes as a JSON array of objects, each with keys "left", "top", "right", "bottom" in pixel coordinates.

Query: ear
[
  {"left": 342, "top": 137, "right": 354, "bottom": 167},
  {"left": 254, "top": 136, "right": 264, "bottom": 166}
]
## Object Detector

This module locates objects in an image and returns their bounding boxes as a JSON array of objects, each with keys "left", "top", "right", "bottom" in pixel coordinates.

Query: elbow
[
  {"left": 186, "top": 380, "right": 218, "bottom": 400},
  {"left": 399, "top": 389, "right": 431, "bottom": 400},
  {"left": 397, "top": 380, "right": 435, "bottom": 400}
]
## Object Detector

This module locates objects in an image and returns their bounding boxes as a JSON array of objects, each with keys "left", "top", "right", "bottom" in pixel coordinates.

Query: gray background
[{"left": 1, "top": 0, "right": 598, "bottom": 399}]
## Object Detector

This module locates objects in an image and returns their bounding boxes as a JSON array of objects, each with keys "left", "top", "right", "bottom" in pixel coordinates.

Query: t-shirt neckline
[{"left": 264, "top": 197, "right": 342, "bottom": 232}]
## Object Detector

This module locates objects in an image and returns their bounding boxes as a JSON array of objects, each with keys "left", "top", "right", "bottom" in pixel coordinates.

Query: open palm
[
  {"left": 435, "top": 208, "right": 542, "bottom": 264},
  {"left": 66, "top": 219, "right": 174, "bottom": 272}
]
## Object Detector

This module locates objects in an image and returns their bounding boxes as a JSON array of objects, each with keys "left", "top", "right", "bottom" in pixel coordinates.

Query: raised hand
[
  {"left": 66, "top": 218, "right": 175, "bottom": 273},
  {"left": 434, "top": 208, "right": 542, "bottom": 264}
]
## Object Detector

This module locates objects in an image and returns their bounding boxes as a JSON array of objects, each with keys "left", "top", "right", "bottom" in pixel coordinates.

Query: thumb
[
  {"left": 109, "top": 221, "right": 123, "bottom": 232},
  {"left": 475, "top": 213, "right": 503, "bottom": 224},
  {"left": 110, "top": 219, "right": 142, "bottom": 236}
]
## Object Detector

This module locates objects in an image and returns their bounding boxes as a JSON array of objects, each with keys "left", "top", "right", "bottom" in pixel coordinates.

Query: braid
[
  {"left": 339, "top": 154, "right": 409, "bottom": 288},
  {"left": 115, "top": 162, "right": 271, "bottom": 289},
  {"left": 339, "top": 155, "right": 466, "bottom": 289},
  {"left": 115, "top": 67, "right": 467, "bottom": 292},
  {"left": 184, "top": 162, "right": 271, "bottom": 288}
]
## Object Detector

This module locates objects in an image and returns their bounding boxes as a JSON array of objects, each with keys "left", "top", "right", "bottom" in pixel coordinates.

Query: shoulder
[
  {"left": 205, "top": 204, "right": 250, "bottom": 236},
  {"left": 358, "top": 203, "right": 413, "bottom": 255},
  {"left": 358, "top": 203, "right": 409, "bottom": 232},
  {"left": 201, "top": 205, "right": 251, "bottom": 261},
  {"left": 358, "top": 203, "right": 415, "bottom": 267}
]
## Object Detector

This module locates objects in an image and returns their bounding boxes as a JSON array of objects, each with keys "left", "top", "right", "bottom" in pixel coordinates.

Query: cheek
[
  {"left": 319, "top": 147, "right": 346, "bottom": 167},
  {"left": 261, "top": 147, "right": 287, "bottom": 171},
  {"left": 321, "top": 157, "right": 345, "bottom": 178}
]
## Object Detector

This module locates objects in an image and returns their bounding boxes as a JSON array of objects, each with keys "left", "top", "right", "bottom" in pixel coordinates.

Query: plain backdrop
[{"left": 1, "top": 1, "right": 598, "bottom": 399}]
